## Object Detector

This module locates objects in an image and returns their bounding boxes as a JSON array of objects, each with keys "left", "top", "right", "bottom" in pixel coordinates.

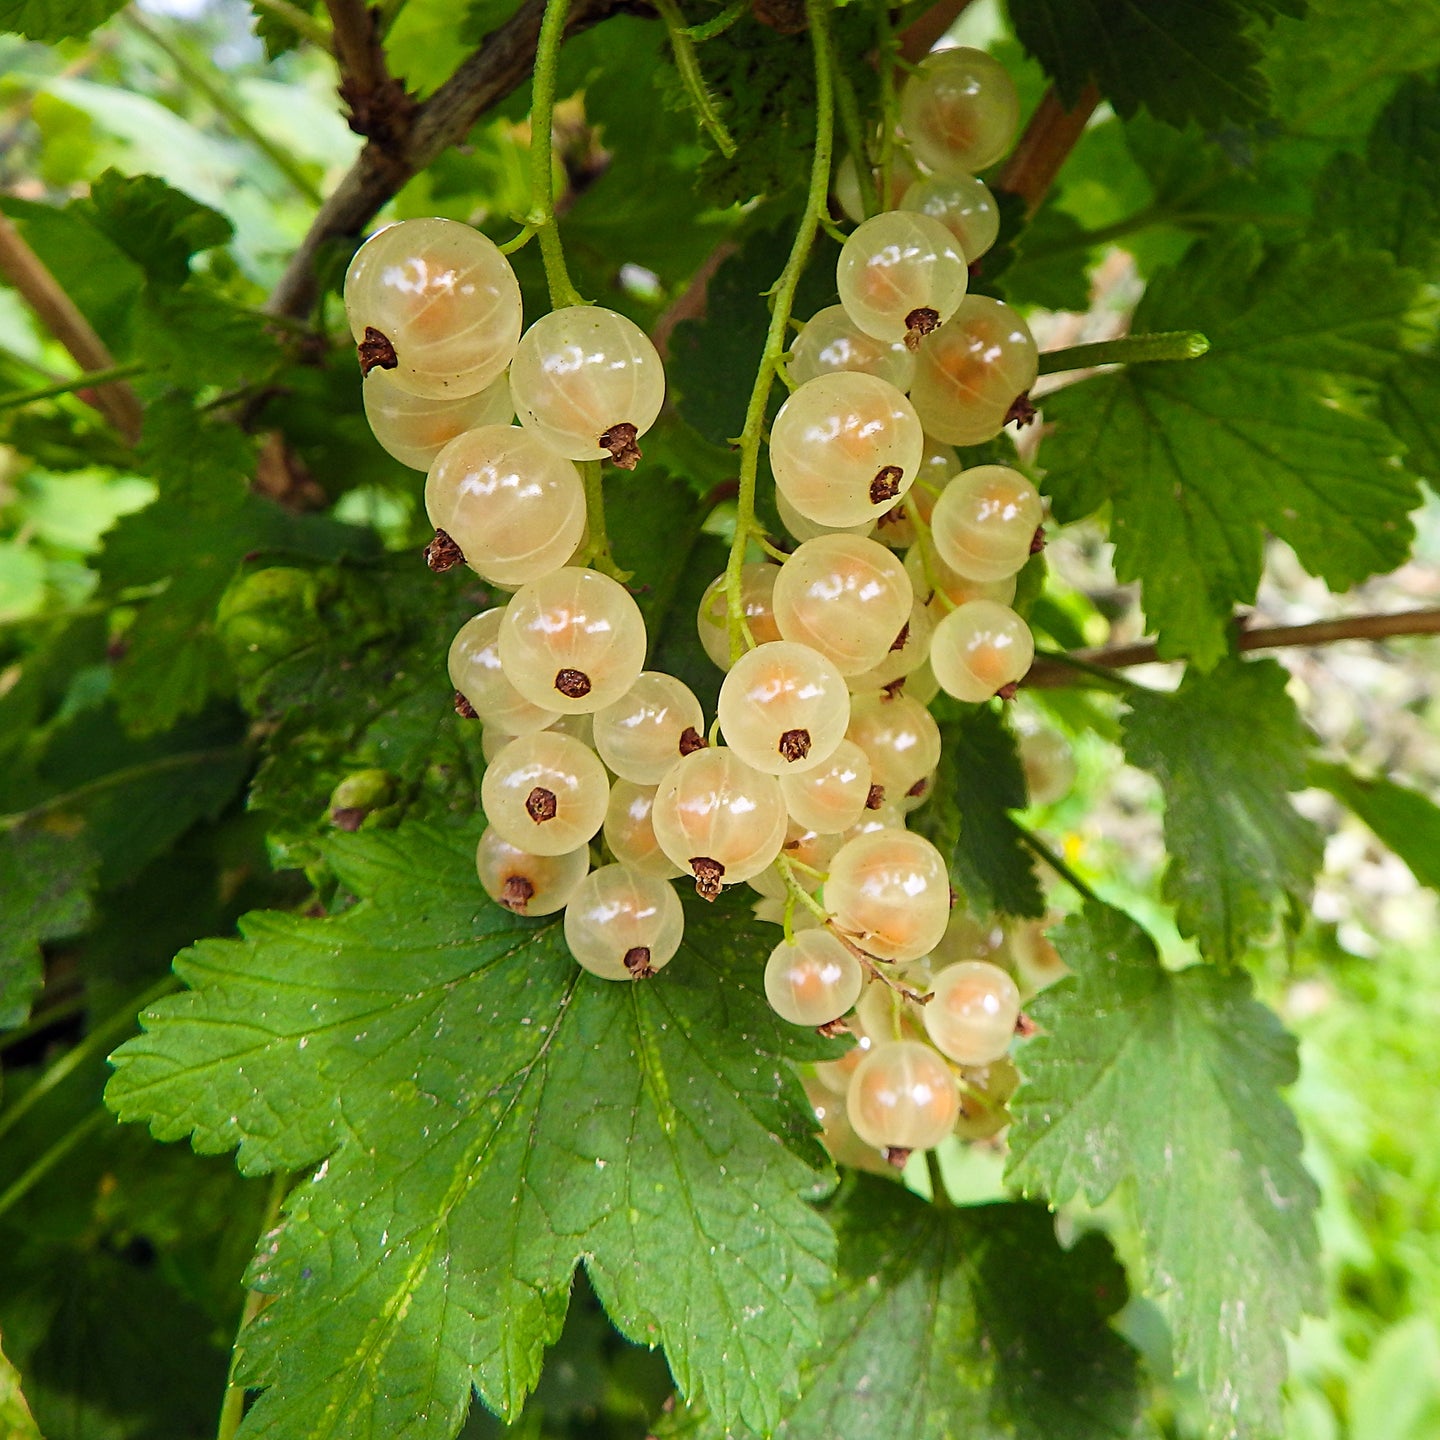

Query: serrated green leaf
[
  {"left": 1380, "top": 351, "right": 1440, "bottom": 486},
  {"left": 106, "top": 825, "right": 839, "bottom": 1436},
  {"left": 1007, "top": 0, "right": 1297, "bottom": 129},
  {"left": 74, "top": 170, "right": 232, "bottom": 286},
  {"left": 662, "top": 1177, "right": 1141, "bottom": 1440},
  {"left": 1310, "top": 759, "right": 1440, "bottom": 891},
  {"left": 1006, "top": 903, "right": 1321, "bottom": 1440},
  {"left": 1041, "top": 232, "right": 1419, "bottom": 666},
  {"left": 912, "top": 708, "right": 1044, "bottom": 919},
  {"left": 1121, "top": 657, "right": 1322, "bottom": 961},
  {"left": 132, "top": 284, "right": 280, "bottom": 392},
  {"left": 0, "top": 828, "right": 97, "bottom": 1029},
  {"left": 0, "top": 0, "right": 124, "bottom": 41}
]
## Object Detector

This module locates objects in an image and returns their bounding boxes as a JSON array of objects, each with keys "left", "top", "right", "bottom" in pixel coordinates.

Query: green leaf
[
  {"left": 1006, "top": 0, "right": 1299, "bottom": 129},
  {"left": 1310, "top": 759, "right": 1440, "bottom": 890},
  {"left": 0, "top": 827, "right": 96, "bottom": 1029},
  {"left": 74, "top": 170, "right": 233, "bottom": 285},
  {"left": 1006, "top": 903, "right": 1322, "bottom": 1440},
  {"left": 662, "top": 1178, "right": 1141, "bottom": 1440},
  {"left": 132, "top": 284, "right": 280, "bottom": 392},
  {"left": 1121, "top": 657, "right": 1322, "bottom": 961},
  {"left": 1380, "top": 351, "right": 1440, "bottom": 486},
  {"left": 1040, "top": 232, "right": 1420, "bottom": 666},
  {"left": 0, "top": 0, "right": 125, "bottom": 42},
  {"left": 106, "top": 825, "right": 839, "bottom": 1437},
  {"left": 912, "top": 707, "right": 1044, "bottom": 919}
]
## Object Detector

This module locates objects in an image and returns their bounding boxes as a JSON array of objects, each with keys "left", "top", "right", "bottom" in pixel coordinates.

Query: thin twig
[
  {"left": 1023, "top": 609, "right": 1440, "bottom": 689},
  {"left": 0, "top": 211, "right": 142, "bottom": 442},
  {"left": 994, "top": 82, "right": 1101, "bottom": 218},
  {"left": 898, "top": 0, "right": 973, "bottom": 62},
  {"left": 325, "top": 0, "right": 415, "bottom": 151},
  {"left": 0, "top": 361, "right": 146, "bottom": 413}
]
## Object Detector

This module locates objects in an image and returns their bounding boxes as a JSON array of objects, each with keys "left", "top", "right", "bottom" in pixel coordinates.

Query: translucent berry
[
  {"left": 476, "top": 829, "right": 589, "bottom": 917},
  {"left": 930, "top": 600, "right": 1034, "bottom": 702},
  {"left": 899, "top": 47, "right": 1021, "bottom": 176},
  {"left": 845, "top": 693, "right": 943, "bottom": 810},
  {"left": 873, "top": 438, "right": 954, "bottom": 549},
  {"left": 765, "top": 929, "right": 863, "bottom": 1026},
  {"left": 593, "top": 671, "right": 706, "bottom": 785},
  {"left": 480, "top": 729, "right": 609, "bottom": 856},
  {"left": 845, "top": 597, "right": 934, "bottom": 694},
  {"left": 929, "top": 908, "right": 1006, "bottom": 968},
  {"left": 772, "top": 535, "right": 913, "bottom": 677},
  {"left": 499, "top": 567, "right": 648, "bottom": 714},
  {"left": 770, "top": 373, "right": 924, "bottom": 529},
  {"left": 651, "top": 747, "right": 788, "bottom": 898},
  {"left": 718, "top": 641, "right": 850, "bottom": 775},
  {"left": 425, "top": 424, "right": 586, "bottom": 587},
  {"left": 904, "top": 543, "right": 1017, "bottom": 611},
  {"left": 953, "top": 1055, "right": 1020, "bottom": 1141},
  {"left": 449, "top": 610, "right": 557, "bottom": 735},
  {"left": 697, "top": 563, "right": 783, "bottom": 671},
  {"left": 776, "top": 488, "right": 875, "bottom": 544},
  {"left": 834, "top": 150, "right": 920, "bottom": 223},
  {"left": 836, "top": 211, "right": 968, "bottom": 348},
  {"left": 930, "top": 464, "right": 1043, "bottom": 583},
  {"left": 780, "top": 737, "right": 873, "bottom": 834},
  {"left": 604, "top": 780, "right": 685, "bottom": 879},
  {"left": 748, "top": 822, "right": 842, "bottom": 899},
  {"left": 1018, "top": 726, "right": 1076, "bottom": 806},
  {"left": 344, "top": 217, "right": 522, "bottom": 398},
  {"left": 901, "top": 173, "right": 1000, "bottom": 263},
  {"left": 1008, "top": 917, "right": 1068, "bottom": 991},
  {"left": 564, "top": 864, "right": 684, "bottom": 980},
  {"left": 846, "top": 1038, "right": 959, "bottom": 1152},
  {"left": 908, "top": 295, "right": 1038, "bottom": 447},
  {"left": 922, "top": 960, "right": 1020, "bottom": 1064},
  {"left": 364, "top": 369, "right": 512, "bottom": 471},
  {"left": 790, "top": 304, "right": 916, "bottom": 392},
  {"left": 824, "top": 827, "right": 951, "bottom": 961},
  {"left": 509, "top": 306, "right": 665, "bottom": 468}
]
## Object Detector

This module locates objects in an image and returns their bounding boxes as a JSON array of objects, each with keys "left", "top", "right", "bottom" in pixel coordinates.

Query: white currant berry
[
  {"left": 846, "top": 1038, "right": 959, "bottom": 1152},
  {"left": 776, "top": 487, "right": 875, "bottom": 544},
  {"left": 770, "top": 373, "right": 924, "bottom": 529},
  {"left": 344, "top": 217, "right": 522, "bottom": 399},
  {"left": 824, "top": 827, "right": 951, "bottom": 962},
  {"left": 790, "top": 304, "right": 917, "bottom": 391},
  {"left": 780, "top": 737, "right": 873, "bottom": 834},
  {"left": 908, "top": 295, "right": 1038, "bottom": 447},
  {"left": 834, "top": 150, "right": 920, "bottom": 222},
  {"left": 718, "top": 641, "right": 850, "bottom": 775},
  {"left": 603, "top": 780, "right": 685, "bottom": 878},
  {"left": 836, "top": 211, "right": 969, "bottom": 348},
  {"left": 509, "top": 306, "right": 664, "bottom": 468},
  {"left": 564, "top": 864, "right": 684, "bottom": 980},
  {"left": 899, "top": 47, "right": 1021, "bottom": 176},
  {"left": 930, "top": 600, "right": 1034, "bottom": 702},
  {"left": 845, "top": 597, "right": 934, "bottom": 693},
  {"left": 697, "top": 563, "right": 783, "bottom": 671},
  {"left": 425, "top": 424, "right": 587, "bottom": 587},
  {"left": 765, "top": 929, "right": 863, "bottom": 1026},
  {"left": 480, "top": 729, "right": 609, "bottom": 856},
  {"left": 901, "top": 173, "right": 1000, "bottom": 262},
  {"left": 1018, "top": 725, "right": 1076, "bottom": 806},
  {"left": 904, "top": 543, "right": 1017, "bottom": 612},
  {"left": 499, "top": 566, "right": 648, "bottom": 714},
  {"left": 845, "top": 692, "right": 943, "bottom": 810},
  {"left": 364, "top": 368, "right": 513, "bottom": 471},
  {"left": 922, "top": 960, "right": 1020, "bottom": 1064},
  {"left": 476, "top": 829, "right": 589, "bottom": 917},
  {"left": 449, "top": 610, "right": 557, "bottom": 735},
  {"left": 772, "top": 535, "right": 913, "bottom": 677},
  {"left": 930, "top": 464, "right": 1043, "bottom": 583},
  {"left": 650, "top": 747, "right": 788, "bottom": 898},
  {"left": 748, "top": 822, "right": 842, "bottom": 899},
  {"left": 593, "top": 671, "right": 706, "bottom": 785},
  {"left": 873, "top": 437, "right": 956, "bottom": 549}
]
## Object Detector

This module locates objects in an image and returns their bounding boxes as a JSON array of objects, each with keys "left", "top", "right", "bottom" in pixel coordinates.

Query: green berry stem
[
  {"left": 0, "top": 361, "right": 146, "bottom": 414},
  {"left": 1012, "top": 820, "right": 1103, "bottom": 904},
  {"left": 904, "top": 494, "right": 954, "bottom": 612},
  {"left": 925, "top": 1147, "right": 952, "bottom": 1208},
  {"left": 723, "top": 0, "right": 836, "bottom": 662},
  {"left": 831, "top": 47, "right": 877, "bottom": 219},
  {"left": 653, "top": 0, "right": 736, "bottom": 158},
  {"left": 1037, "top": 330, "right": 1210, "bottom": 376},
  {"left": 776, "top": 853, "right": 830, "bottom": 924},
  {"left": 528, "top": 0, "right": 585, "bottom": 310},
  {"left": 576, "top": 459, "right": 627, "bottom": 579},
  {"left": 681, "top": 0, "right": 748, "bottom": 41}
]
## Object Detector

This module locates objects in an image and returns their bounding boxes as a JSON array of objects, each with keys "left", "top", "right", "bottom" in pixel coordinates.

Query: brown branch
[
  {"left": 268, "top": 0, "right": 641, "bottom": 319},
  {"left": 994, "top": 81, "right": 1100, "bottom": 219},
  {"left": 0, "top": 210, "right": 142, "bottom": 444},
  {"left": 325, "top": 0, "right": 415, "bottom": 150},
  {"left": 898, "top": 0, "right": 974, "bottom": 62},
  {"left": 1024, "top": 608, "right": 1440, "bottom": 688}
]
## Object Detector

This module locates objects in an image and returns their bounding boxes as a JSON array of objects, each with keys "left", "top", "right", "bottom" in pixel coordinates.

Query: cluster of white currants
[{"left": 339, "top": 44, "right": 1059, "bottom": 1162}]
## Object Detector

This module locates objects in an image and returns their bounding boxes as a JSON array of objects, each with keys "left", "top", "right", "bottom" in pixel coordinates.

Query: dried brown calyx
[
  {"left": 866, "top": 783, "right": 886, "bottom": 810},
  {"left": 357, "top": 326, "right": 397, "bottom": 376},
  {"left": 554, "top": 667, "right": 592, "bottom": 699},
  {"left": 882, "top": 677, "right": 906, "bottom": 699},
  {"left": 889, "top": 622, "right": 910, "bottom": 654},
  {"left": 1005, "top": 392, "right": 1038, "bottom": 428},
  {"left": 453, "top": 690, "right": 478, "bottom": 720},
  {"left": 997, "top": 681, "right": 1020, "bottom": 701},
  {"left": 1014, "top": 1011, "right": 1039, "bottom": 1038},
  {"left": 425, "top": 529, "right": 465, "bottom": 572},
  {"left": 330, "top": 807, "right": 365, "bottom": 832},
  {"left": 678, "top": 725, "right": 708, "bottom": 756},
  {"left": 870, "top": 466, "right": 903, "bottom": 506},
  {"left": 500, "top": 875, "right": 535, "bottom": 913},
  {"left": 690, "top": 856, "right": 725, "bottom": 901},
  {"left": 599, "top": 422, "right": 642, "bottom": 469},
  {"left": 816, "top": 1017, "right": 848, "bottom": 1039},
  {"left": 778, "top": 727, "right": 812, "bottom": 763},
  {"left": 882, "top": 1146, "right": 912, "bottom": 1169},
  {"left": 906, "top": 777, "right": 929, "bottom": 800},
  {"left": 1030, "top": 524, "right": 1047, "bottom": 555},
  {"left": 624, "top": 945, "right": 656, "bottom": 979},
  {"left": 525, "top": 787, "right": 558, "bottom": 823},
  {"left": 903, "top": 307, "right": 939, "bottom": 350}
]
